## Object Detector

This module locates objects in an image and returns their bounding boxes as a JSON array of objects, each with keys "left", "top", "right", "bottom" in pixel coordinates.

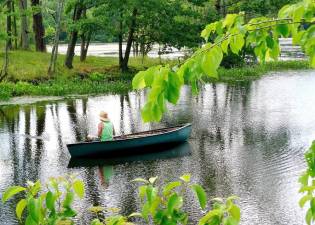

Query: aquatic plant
[{"left": 1, "top": 174, "right": 240, "bottom": 225}]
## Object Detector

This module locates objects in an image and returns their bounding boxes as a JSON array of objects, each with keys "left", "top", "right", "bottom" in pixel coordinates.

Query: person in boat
[{"left": 98, "top": 111, "right": 115, "bottom": 141}]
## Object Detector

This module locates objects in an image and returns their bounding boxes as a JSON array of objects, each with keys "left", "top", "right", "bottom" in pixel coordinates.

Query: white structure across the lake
[{"left": 47, "top": 38, "right": 304, "bottom": 60}]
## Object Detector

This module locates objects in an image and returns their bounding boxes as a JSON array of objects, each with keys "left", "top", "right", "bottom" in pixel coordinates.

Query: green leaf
[
  {"left": 227, "top": 195, "right": 240, "bottom": 202},
  {"left": 139, "top": 185, "right": 147, "bottom": 200},
  {"left": 146, "top": 185, "right": 156, "bottom": 204},
  {"left": 191, "top": 184, "right": 207, "bottom": 209},
  {"left": 62, "top": 191, "right": 74, "bottom": 208},
  {"left": 16, "top": 199, "right": 27, "bottom": 221},
  {"left": 132, "top": 71, "right": 146, "bottom": 90},
  {"left": 163, "top": 181, "right": 182, "bottom": 196},
  {"left": 228, "top": 204, "right": 241, "bottom": 222},
  {"left": 73, "top": 179, "right": 85, "bottom": 199},
  {"left": 311, "top": 198, "right": 315, "bottom": 215},
  {"left": 89, "top": 206, "right": 105, "bottom": 213},
  {"left": 278, "top": 4, "right": 291, "bottom": 18},
  {"left": 91, "top": 218, "right": 103, "bottom": 225},
  {"left": 25, "top": 215, "right": 37, "bottom": 225},
  {"left": 221, "top": 39, "right": 229, "bottom": 54},
  {"left": 300, "top": 195, "right": 312, "bottom": 208},
  {"left": 300, "top": 173, "right": 310, "bottom": 186},
  {"left": 141, "top": 202, "right": 150, "bottom": 222},
  {"left": 141, "top": 101, "right": 163, "bottom": 122},
  {"left": 266, "top": 36, "right": 274, "bottom": 49},
  {"left": 306, "top": 208, "right": 312, "bottom": 225},
  {"left": 201, "top": 46, "right": 223, "bottom": 78},
  {"left": 165, "top": 72, "right": 182, "bottom": 104},
  {"left": 269, "top": 42, "right": 280, "bottom": 60},
  {"left": 180, "top": 174, "right": 191, "bottom": 183},
  {"left": 230, "top": 34, "right": 244, "bottom": 54},
  {"left": 145, "top": 66, "right": 162, "bottom": 87},
  {"left": 132, "top": 178, "right": 149, "bottom": 184},
  {"left": 198, "top": 209, "right": 222, "bottom": 225},
  {"left": 27, "top": 198, "right": 39, "bottom": 222},
  {"left": 46, "top": 191, "right": 55, "bottom": 211},
  {"left": 150, "top": 196, "right": 161, "bottom": 216},
  {"left": 62, "top": 207, "right": 77, "bottom": 217},
  {"left": 276, "top": 24, "right": 289, "bottom": 37},
  {"left": 201, "top": 22, "right": 217, "bottom": 41},
  {"left": 149, "top": 176, "right": 158, "bottom": 184},
  {"left": 224, "top": 216, "right": 239, "bottom": 225},
  {"left": 223, "top": 14, "right": 238, "bottom": 28},
  {"left": 2, "top": 186, "right": 26, "bottom": 203},
  {"left": 292, "top": 5, "right": 305, "bottom": 22},
  {"left": 30, "top": 181, "right": 41, "bottom": 196},
  {"left": 128, "top": 212, "right": 143, "bottom": 218},
  {"left": 311, "top": 56, "right": 315, "bottom": 68},
  {"left": 167, "top": 193, "right": 183, "bottom": 214}
]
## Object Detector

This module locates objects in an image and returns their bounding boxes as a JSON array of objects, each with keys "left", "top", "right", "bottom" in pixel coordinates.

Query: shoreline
[
  {"left": 0, "top": 49, "right": 311, "bottom": 101},
  {"left": 0, "top": 62, "right": 312, "bottom": 104}
]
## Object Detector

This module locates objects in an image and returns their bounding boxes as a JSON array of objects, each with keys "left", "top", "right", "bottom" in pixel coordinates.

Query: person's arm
[{"left": 98, "top": 122, "right": 103, "bottom": 138}]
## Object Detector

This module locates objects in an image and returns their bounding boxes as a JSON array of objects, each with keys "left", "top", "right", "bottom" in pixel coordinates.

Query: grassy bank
[
  {"left": 214, "top": 60, "right": 310, "bottom": 82},
  {"left": 0, "top": 50, "right": 311, "bottom": 100}
]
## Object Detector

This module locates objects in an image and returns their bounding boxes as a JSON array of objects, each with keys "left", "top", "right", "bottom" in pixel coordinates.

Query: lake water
[{"left": 1, "top": 70, "right": 315, "bottom": 224}]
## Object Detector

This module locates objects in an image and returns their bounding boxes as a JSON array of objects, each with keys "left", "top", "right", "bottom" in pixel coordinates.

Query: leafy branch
[{"left": 132, "top": 0, "right": 315, "bottom": 122}]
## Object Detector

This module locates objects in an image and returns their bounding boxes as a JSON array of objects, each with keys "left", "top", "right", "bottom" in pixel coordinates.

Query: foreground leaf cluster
[{"left": 2, "top": 174, "right": 241, "bottom": 225}]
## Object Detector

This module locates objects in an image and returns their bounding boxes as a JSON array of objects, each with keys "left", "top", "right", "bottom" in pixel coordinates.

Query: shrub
[{"left": 1, "top": 174, "right": 241, "bottom": 225}]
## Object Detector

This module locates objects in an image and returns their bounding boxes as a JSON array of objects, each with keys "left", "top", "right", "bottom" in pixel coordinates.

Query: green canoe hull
[{"left": 67, "top": 124, "right": 192, "bottom": 158}]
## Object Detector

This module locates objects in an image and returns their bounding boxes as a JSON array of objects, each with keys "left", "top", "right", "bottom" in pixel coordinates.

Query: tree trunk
[
  {"left": 48, "top": 0, "right": 65, "bottom": 76},
  {"left": 118, "top": 11, "right": 123, "bottom": 68},
  {"left": 135, "top": 41, "right": 139, "bottom": 56},
  {"left": 19, "top": 0, "right": 29, "bottom": 50},
  {"left": 6, "top": 0, "right": 12, "bottom": 50},
  {"left": 121, "top": 8, "right": 137, "bottom": 72},
  {"left": 0, "top": 38, "right": 10, "bottom": 81},
  {"left": 215, "top": 0, "right": 221, "bottom": 16},
  {"left": 12, "top": 1, "right": 18, "bottom": 49},
  {"left": 31, "top": 0, "right": 46, "bottom": 52},
  {"left": 64, "top": 5, "right": 83, "bottom": 69},
  {"left": 80, "top": 32, "right": 91, "bottom": 62}
]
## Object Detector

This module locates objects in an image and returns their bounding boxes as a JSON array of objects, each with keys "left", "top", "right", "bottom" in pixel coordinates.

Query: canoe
[
  {"left": 67, "top": 123, "right": 192, "bottom": 158},
  {"left": 68, "top": 142, "right": 191, "bottom": 167}
]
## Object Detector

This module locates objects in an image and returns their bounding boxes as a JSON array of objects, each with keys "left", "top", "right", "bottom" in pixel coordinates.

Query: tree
[
  {"left": 78, "top": 8, "right": 102, "bottom": 61},
  {"left": 133, "top": 0, "right": 217, "bottom": 54},
  {"left": 222, "top": 0, "right": 298, "bottom": 18},
  {"left": 6, "top": 0, "right": 12, "bottom": 50},
  {"left": 95, "top": 0, "right": 216, "bottom": 71},
  {"left": 12, "top": 0, "right": 18, "bottom": 50},
  {"left": 19, "top": 0, "right": 29, "bottom": 49},
  {"left": 64, "top": 0, "right": 85, "bottom": 68},
  {"left": 31, "top": 0, "right": 46, "bottom": 52},
  {"left": 48, "top": 0, "right": 65, "bottom": 75},
  {"left": 0, "top": 0, "right": 11, "bottom": 80},
  {"left": 64, "top": 0, "right": 101, "bottom": 68}
]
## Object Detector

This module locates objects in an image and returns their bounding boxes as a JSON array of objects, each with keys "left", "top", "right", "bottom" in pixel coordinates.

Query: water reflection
[{"left": 0, "top": 70, "right": 315, "bottom": 224}]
